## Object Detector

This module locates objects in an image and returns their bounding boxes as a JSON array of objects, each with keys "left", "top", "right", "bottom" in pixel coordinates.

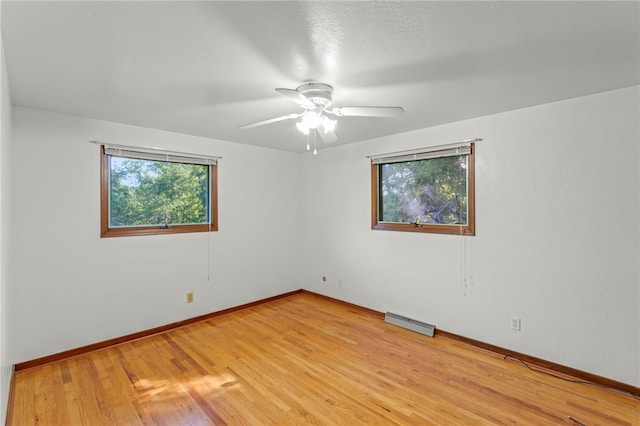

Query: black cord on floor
[
  {"left": 502, "top": 354, "right": 640, "bottom": 400},
  {"left": 568, "top": 415, "right": 587, "bottom": 426}
]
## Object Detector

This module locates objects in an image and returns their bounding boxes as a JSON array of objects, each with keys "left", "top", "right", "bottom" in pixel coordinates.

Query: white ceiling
[{"left": 2, "top": 1, "right": 639, "bottom": 153}]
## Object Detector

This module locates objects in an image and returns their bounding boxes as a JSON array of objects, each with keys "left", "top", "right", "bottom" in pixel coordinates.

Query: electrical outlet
[
  {"left": 187, "top": 292, "right": 194, "bottom": 303},
  {"left": 511, "top": 317, "right": 521, "bottom": 331}
]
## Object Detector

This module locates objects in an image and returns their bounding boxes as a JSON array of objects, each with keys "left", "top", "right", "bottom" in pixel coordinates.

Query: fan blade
[
  {"left": 276, "top": 88, "right": 315, "bottom": 108},
  {"left": 238, "top": 112, "right": 302, "bottom": 129},
  {"left": 318, "top": 128, "right": 338, "bottom": 144},
  {"left": 330, "top": 106, "right": 404, "bottom": 117}
]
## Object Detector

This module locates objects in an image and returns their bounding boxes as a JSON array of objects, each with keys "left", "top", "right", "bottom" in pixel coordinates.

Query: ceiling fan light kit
[
  {"left": 239, "top": 82, "right": 404, "bottom": 153},
  {"left": 296, "top": 110, "right": 336, "bottom": 135}
]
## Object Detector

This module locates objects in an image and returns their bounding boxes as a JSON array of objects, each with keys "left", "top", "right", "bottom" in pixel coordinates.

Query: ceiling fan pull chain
[{"left": 313, "top": 130, "right": 318, "bottom": 155}]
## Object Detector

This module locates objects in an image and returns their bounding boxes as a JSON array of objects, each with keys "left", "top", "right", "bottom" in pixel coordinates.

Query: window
[
  {"left": 100, "top": 145, "right": 218, "bottom": 237},
  {"left": 371, "top": 143, "right": 475, "bottom": 235}
]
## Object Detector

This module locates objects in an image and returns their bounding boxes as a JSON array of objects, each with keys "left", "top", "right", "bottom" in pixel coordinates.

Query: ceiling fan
[{"left": 239, "top": 83, "right": 404, "bottom": 150}]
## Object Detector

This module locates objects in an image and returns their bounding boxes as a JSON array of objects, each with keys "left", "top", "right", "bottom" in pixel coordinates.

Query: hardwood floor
[{"left": 8, "top": 293, "right": 639, "bottom": 425}]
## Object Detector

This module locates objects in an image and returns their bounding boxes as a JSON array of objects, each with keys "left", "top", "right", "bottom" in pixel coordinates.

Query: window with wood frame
[
  {"left": 371, "top": 143, "right": 475, "bottom": 235},
  {"left": 100, "top": 145, "right": 218, "bottom": 237}
]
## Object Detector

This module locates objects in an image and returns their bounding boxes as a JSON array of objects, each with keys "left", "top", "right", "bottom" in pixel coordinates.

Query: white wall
[
  {"left": 299, "top": 86, "right": 640, "bottom": 387},
  {"left": 0, "top": 29, "right": 12, "bottom": 425},
  {"left": 8, "top": 107, "right": 302, "bottom": 364},
  {"left": 5, "top": 86, "right": 639, "bottom": 391}
]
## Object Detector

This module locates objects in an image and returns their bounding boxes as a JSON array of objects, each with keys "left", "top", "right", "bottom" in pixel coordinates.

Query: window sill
[
  {"left": 101, "top": 224, "right": 217, "bottom": 238},
  {"left": 372, "top": 222, "right": 474, "bottom": 236}
]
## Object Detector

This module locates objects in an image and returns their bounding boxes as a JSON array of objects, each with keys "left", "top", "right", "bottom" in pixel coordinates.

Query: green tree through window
[
  {"left": 371, "top": 144, "right": 475, "bottom": 235},
  {"left": 110, "top": 158, "right": 209, "bottom": 227},
  {"left": 380, "top": 156, "right": 467, "bottom": 225},
  {"left": 101, "top": 147, "right": 217, "bottom": 237}
]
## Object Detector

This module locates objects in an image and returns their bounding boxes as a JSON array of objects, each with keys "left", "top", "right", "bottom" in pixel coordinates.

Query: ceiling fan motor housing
[{"left": 297, "top": 83, "right": 334, "bottom": 108}]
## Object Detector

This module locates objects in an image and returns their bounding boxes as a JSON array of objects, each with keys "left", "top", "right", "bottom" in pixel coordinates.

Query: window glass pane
[
  {"left": 379, "top": 155, "right": 468, "bottom": 225},
  {"left": 109, "top": 156, "right": 209, "bottom": 227}
]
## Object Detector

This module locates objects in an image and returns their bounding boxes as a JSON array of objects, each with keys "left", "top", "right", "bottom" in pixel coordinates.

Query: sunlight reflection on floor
[{"left": 135, "top": 372, "right": 240, "bottom": 401}]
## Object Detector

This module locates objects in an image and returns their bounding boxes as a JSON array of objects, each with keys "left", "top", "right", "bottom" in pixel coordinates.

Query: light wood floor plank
[{"left": 8, "top": 293, "right": 639, "bottom": 425}]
